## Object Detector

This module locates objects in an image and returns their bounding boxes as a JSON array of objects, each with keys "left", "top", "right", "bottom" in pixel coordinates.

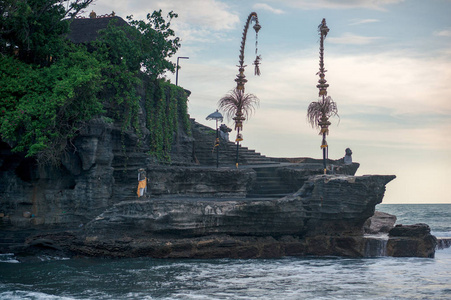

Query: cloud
[
  {"left": 434, "top": 29, "right": 451, "bottom": 37},
  {"left": 86, "top": 0, "right": 241, "bottom": 56},
  {"left": 327, "top": 33, "right": 383, "bottom": 45},
  {"left": 197, "top": 49, "right": 451, "bottom": 150},
  {"left": 349, "top": 19, "right": 380, "bottom": 25},
  {"left": 154, "top": 0, "right": 239, "bottom": 31},
  {"left": 269, "top": 0, "right": 404, "bottom": 10},
  {"left": 253, "top": 3, "right": 285, "bottom": 14},
  {"left": 85, "top": 0, "right": 240, "bottom": 40},
  {"left": 326, "top": 51, "right": 451, "bottom": 116}
]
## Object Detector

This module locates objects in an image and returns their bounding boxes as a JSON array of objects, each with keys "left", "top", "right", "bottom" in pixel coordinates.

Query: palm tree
[
  {"left": 218, "top": 88, "right": 259, "bottom": 165},
  {"left": 307, "top": 18, "right": 339, "bottom": 173}
]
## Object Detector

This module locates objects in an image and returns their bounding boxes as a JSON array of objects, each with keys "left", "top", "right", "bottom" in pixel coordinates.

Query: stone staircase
[
  {"left": 246, "top": 166, "right": 299, "bottom": 199},
  {"left": 191, "top": 120, "right": 274, "bottom": 166},
  {"left": 109, "top": 129, "right": 151, "bottom": 201},
  {"left": 107, "top": 120, "right": 318, "bottom": 201}
]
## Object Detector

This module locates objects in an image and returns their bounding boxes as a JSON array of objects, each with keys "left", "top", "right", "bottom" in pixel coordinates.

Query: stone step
[
  {"left": 197, "top": 151, "right": 264, "bottom": 158},
  {"left": 248, "top": 189, "right": 294, "bottom": 196},
  {"left": 192, "top": 120, "right": 273, "bottom": 166},
  {"left": 245, "top": 165, "right": 299, "bottom": 198},
  {"left": 246, "top": 193, "right": 291, "bottom": 199}
]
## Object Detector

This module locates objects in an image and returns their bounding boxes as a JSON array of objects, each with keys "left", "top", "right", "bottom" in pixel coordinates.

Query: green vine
[
  {"left": 0, "top": 7, "right": 189, "bottom": 166},
  {"left": 145, "top": 80, "right": 190, "bottom": 162}
]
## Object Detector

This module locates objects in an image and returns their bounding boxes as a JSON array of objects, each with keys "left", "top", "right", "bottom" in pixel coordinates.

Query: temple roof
[{"left": 67, "top": 16, "right": 128, "bottom": 44}]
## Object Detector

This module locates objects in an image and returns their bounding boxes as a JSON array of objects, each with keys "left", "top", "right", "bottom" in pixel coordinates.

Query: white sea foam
[
  {"left": 0, "top": 290, "right": 77, "bottom": 300},
  {"left": 0, "top": 204, "right": 450, "bottom": 299},
  {"left": 0, "top": 253, "right": 19, "bottom": 264}
]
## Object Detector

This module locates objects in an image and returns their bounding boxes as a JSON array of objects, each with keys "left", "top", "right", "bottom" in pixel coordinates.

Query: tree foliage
[
  {"left": 127, "top": 10, "right": 180, "bottom": 77},
  {"left": 0, "top": 45, "right": 104, "bottom": 164},
  {"left": 0, "top": 2, "right": 185, "bottom": 164},
  {"left": 0, "top": 0, "right": 94, "bottom": 65}
]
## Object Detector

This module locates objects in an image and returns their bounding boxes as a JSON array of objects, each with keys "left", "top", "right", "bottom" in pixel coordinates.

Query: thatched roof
[{"left": 67, "top": 16, "right": 128, "bottom": 44}]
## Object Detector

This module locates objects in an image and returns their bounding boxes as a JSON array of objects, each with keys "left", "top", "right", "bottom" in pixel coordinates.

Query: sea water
[{"left": 1, "top": 204, "right": 450, "bottom": 300}]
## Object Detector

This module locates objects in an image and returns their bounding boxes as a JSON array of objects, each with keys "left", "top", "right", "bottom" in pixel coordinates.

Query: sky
[{"left": 83, "top": 0, "right": 451, "bottom": 204}]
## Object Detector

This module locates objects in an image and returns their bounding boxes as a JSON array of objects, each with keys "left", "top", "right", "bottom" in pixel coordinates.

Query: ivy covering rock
[{"left": 0, "top": 1, "right": 188, "bottom": 164}]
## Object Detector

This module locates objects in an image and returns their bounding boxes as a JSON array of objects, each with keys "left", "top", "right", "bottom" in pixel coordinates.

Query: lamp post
[
  {"left": 206, "top": 110, "right": 223, "bottom": 168},
  {"left": 176, "top": 56, "right": 189, "bottom": 86}
]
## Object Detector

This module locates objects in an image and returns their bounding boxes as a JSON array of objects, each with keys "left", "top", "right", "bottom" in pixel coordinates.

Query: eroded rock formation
[
  {"left": 364, "top": 211, "right": 397, "bottom": 234},
  {"left": 386, "top": 224, "right": 437, "bottom": 258},
  {"left": 0, "top": 81, "right": 432, "bottom": 259},
  {"left": 21, "top": 174, "right": 394, "bottom": 258}
]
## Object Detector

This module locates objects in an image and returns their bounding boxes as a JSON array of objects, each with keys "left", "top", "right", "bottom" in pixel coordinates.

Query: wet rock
[
  {"left": 364, "top": 211, "right": 397, "bottom": 234},
  {"left": 436, "top": 238, "right": 451, "bottom": 250},
  {"left": 387, "top": 224, "right": 437, "bottom": 258}
]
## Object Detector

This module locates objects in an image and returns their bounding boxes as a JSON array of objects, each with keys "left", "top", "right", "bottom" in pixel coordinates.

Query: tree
[
  {"left": 127, "top": 10, "right": 181, "bottom": 78},
  {"left": 92, "top": 11, "right": 181, "bottom": 133},
  {"left": 0, "top": 0, "right": 94, "bottom": 65},
  {"left": 93, "top": 10, "right": 180, "bottom": 78},
  {"left": 0, "top": 5, "right": 182, "bottom": 164},
  {"left": 0, "top": 46, "right": 104, "bottom": 164}
]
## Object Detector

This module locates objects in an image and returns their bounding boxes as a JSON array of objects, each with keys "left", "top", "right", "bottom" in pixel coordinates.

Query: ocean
[{"left": 1, "top": 204, "right": 450, "bottom": 300}]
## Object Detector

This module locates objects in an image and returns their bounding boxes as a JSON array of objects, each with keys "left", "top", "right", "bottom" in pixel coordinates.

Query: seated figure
[{"left": 344, "top": 148, "right": 353, "bottom": 165}]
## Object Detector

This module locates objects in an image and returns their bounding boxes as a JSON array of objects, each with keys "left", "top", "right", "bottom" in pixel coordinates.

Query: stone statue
[
  {"left": 219, "top": 124, "right": 232, "bottom": 141},
  {"left": 344, "top": 148, "right": 353, "bottom": 165}
]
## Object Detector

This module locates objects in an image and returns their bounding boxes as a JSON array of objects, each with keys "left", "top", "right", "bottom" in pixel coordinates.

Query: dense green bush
[
  {"left": 0, "top": 45, "right": 103, "bottom": 164},
  {"left": 0, "top": 3, "right": 190, "bottom": 164},
  {"left": 0, "top": 0, "right": 94, "bottom": 65}
]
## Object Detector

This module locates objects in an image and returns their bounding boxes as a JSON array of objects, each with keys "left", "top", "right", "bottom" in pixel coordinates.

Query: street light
[
  {"left": 176, "top": 56, "right": 189, "bottom": 86},
  {"left": 206, "top": 110, "right": 223, "bottom": 168}
]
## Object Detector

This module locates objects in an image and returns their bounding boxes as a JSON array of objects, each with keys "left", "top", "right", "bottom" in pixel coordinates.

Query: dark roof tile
[{"left": 67, "top": 16, "right": 128, "bottom": 44}]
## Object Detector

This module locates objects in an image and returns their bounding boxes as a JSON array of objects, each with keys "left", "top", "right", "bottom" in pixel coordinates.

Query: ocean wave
[
  {"left": 0, "top": 254, "right": 19, "bottom": 264},
  {"left": 432, "top": 231, "right": 451, "bottom": 238},
  {"left": 0, "top": 290, "right": 77, "bottom": 300}
]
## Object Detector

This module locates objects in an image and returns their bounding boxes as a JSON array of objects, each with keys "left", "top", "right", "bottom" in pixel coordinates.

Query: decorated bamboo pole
[
  {"left": 233, "top": 12, "right": 261, "bottom": 168},
  {"left": 307, "top": 19, "right": 338, "bottom": 175},
  {"left": 218, "top": 12, "right": 261, "bottom": 168},
  {"left": 317, "top": 19, "right": 330, "bottom": 174}
]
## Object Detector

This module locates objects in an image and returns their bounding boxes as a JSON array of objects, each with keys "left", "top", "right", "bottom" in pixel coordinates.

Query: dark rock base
[
  {"left": 18, "top": 232, "right": 369, "bottom": 259},
  {"left": 387, "top": 224, "right": 437, "bottom": 258}
]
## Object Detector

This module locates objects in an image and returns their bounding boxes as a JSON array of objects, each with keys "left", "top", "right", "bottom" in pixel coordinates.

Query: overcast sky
[{"left": 83, "top": 0, "right": 451, "bottom": 204}]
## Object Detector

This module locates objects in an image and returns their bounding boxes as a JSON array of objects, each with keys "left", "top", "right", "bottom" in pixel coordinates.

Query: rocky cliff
[
  {"left": 7, "top": 174, "right": 399, "bottom": 259},
  {"left": 0, "top": 79, "right": 432, "bottom": 259}
]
